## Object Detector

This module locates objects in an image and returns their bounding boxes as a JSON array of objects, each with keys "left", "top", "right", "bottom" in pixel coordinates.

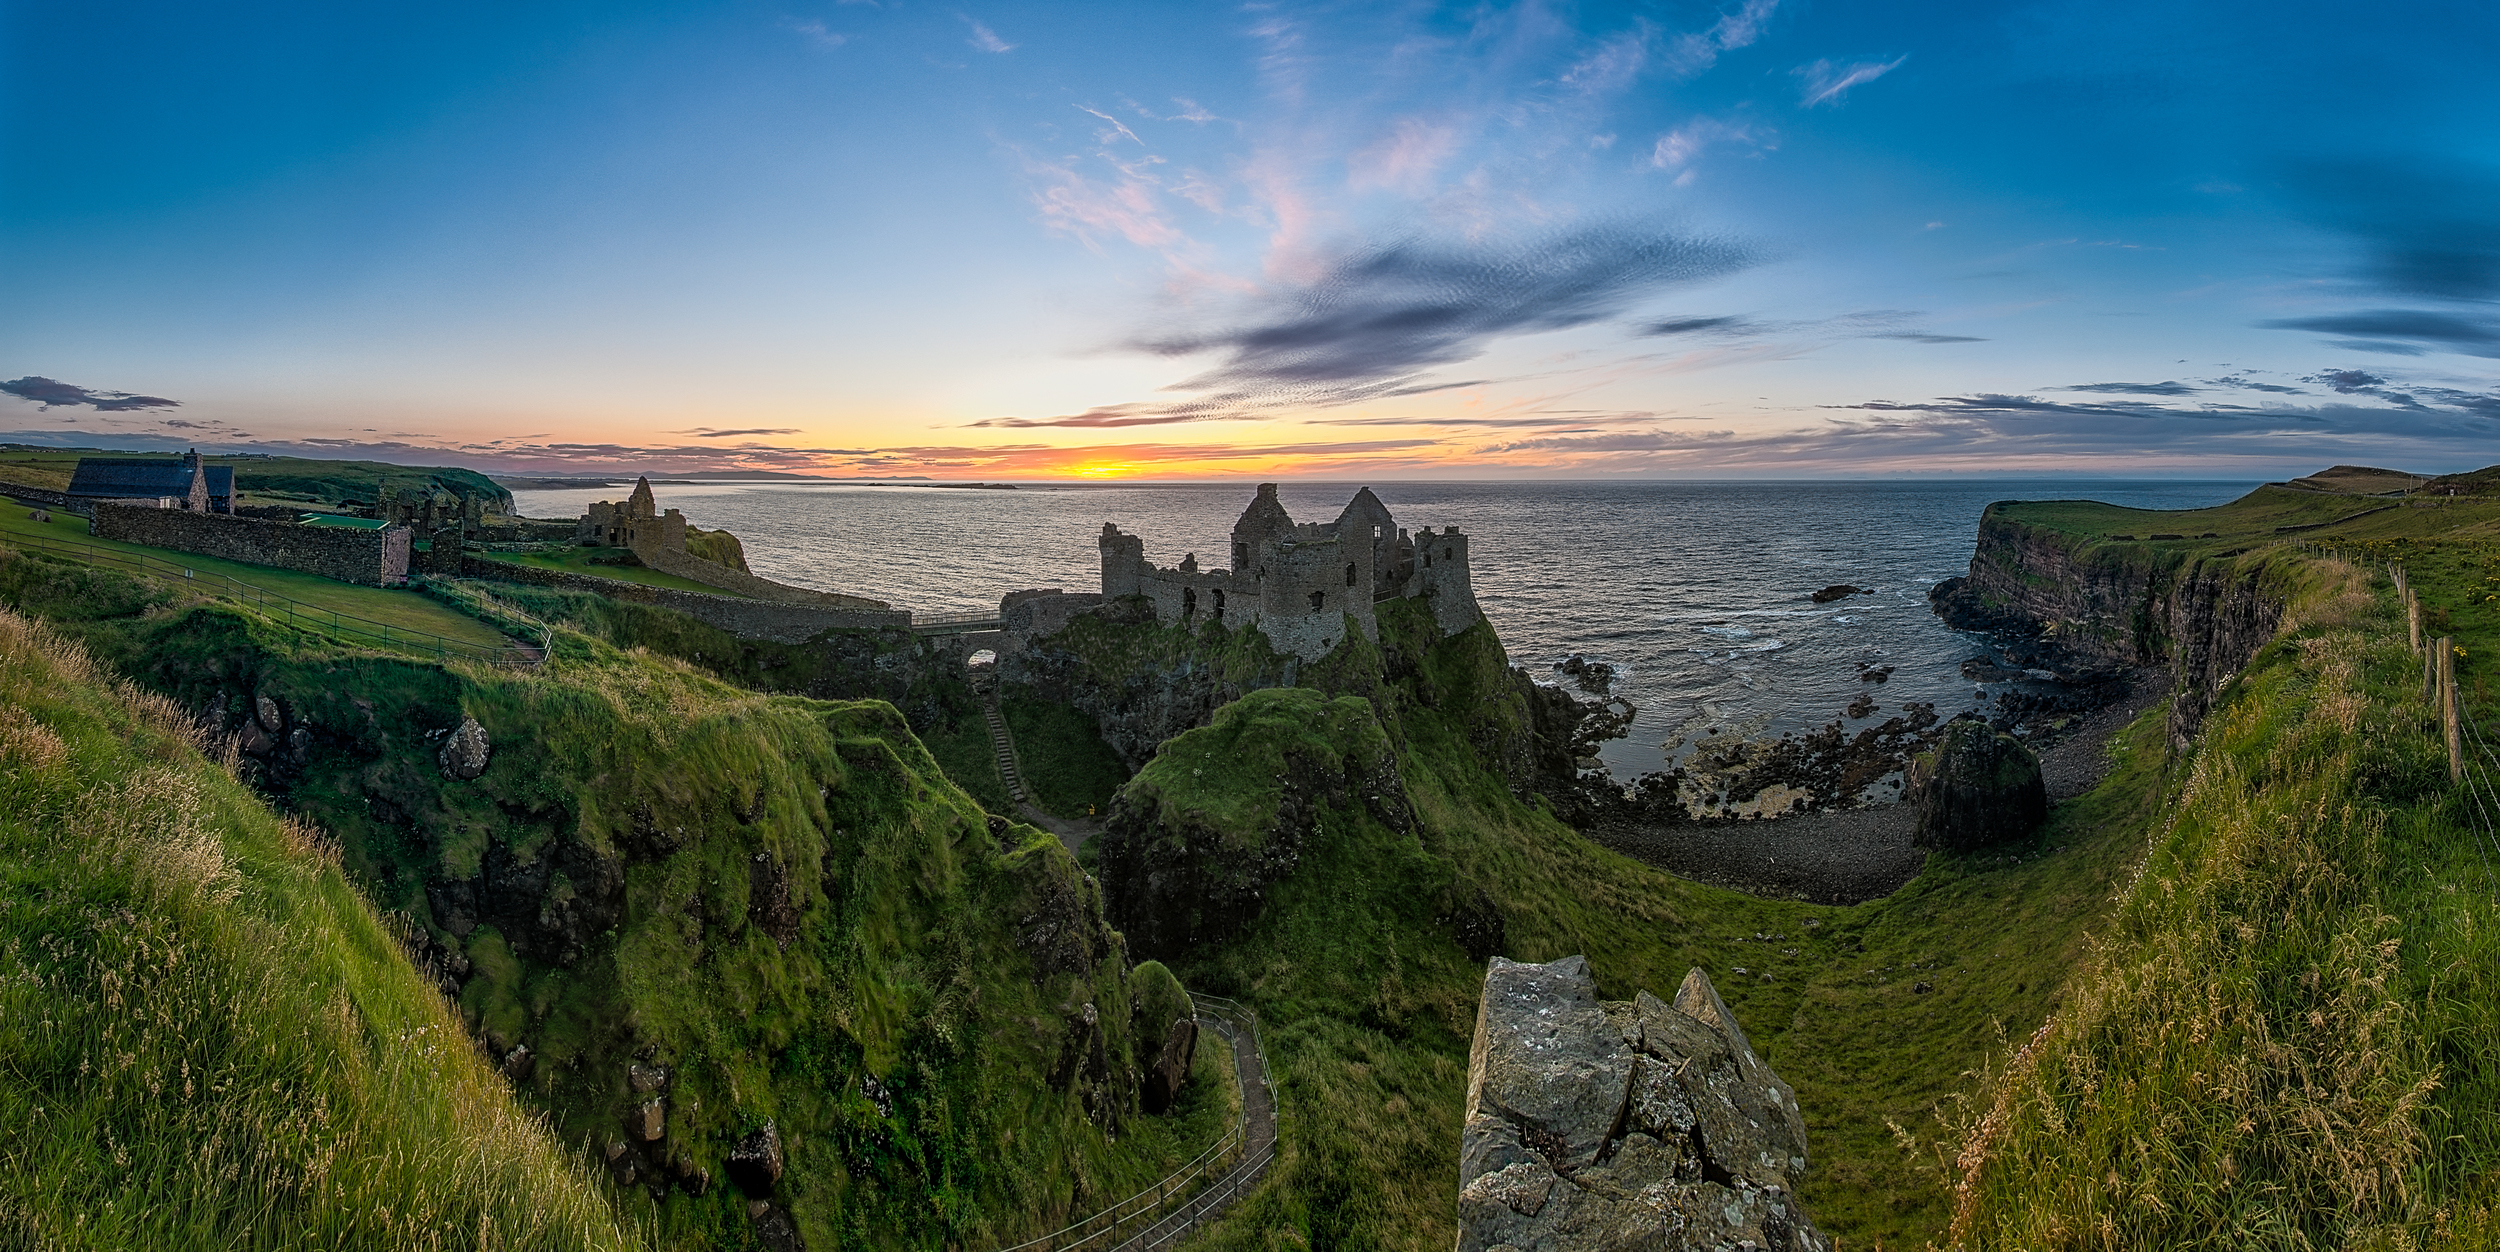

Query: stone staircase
[{"left": 983, "top": 696, "right": 1028, "bottom": 804}]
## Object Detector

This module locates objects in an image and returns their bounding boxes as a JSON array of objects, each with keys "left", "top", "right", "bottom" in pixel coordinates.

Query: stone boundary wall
[
  {"left": 0, "top": 478, "right": 78, "bottom": 512},
  {"left": 461, "top": 556, "right": 911, "bottom": 643},
  {"left": 95, "top": 503, "right": 410, "bottom": 587},
  {"left": 636, "top": 544, "right": 890, "bottom": 610}
]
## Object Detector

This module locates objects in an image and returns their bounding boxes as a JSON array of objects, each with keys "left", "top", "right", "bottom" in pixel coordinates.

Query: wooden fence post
[
  {"left": 2407, "top": 588, "right": 2423, "bottom": 655},
  {"left": 2441, "top": 638, "right": 2463, "bottom": 782}
]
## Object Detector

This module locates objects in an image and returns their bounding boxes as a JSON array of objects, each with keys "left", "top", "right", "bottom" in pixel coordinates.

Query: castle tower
[
  {"left": 1413, "top": 526, "right": 1483, "bottom": 636},
  {"left": 1098, "top": 523, "right": 1146, "bottom": 598},
  {"left": 1231, "top": 482, "right": 1294, "bottom": 575},
  {"left": 625, "top": 476, "right": 657, "bottom": 520},
  {"left": 1334, "top": 487, "right": 1397, "bottom": 597}
]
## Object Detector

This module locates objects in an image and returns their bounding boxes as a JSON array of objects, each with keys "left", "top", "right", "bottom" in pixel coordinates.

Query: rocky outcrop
[
  {"left": 1458, "top": 956, "right": 1827, "bottom": 1252},
  {"left": 727, "top": 1121, "right": 784, "bottom": 1198},
  {"left": 1144, "top": 1016, "right": 1199, "bottom": 1114},
  {"left": 438, "top": 715, "right": 491, "bottom": 780},
  {"left": 1908, "top": 718, "right": 2046, "bottom": 851},
  {"left": 1095, "top": 688, "right": 1413, "bottom": 960}
]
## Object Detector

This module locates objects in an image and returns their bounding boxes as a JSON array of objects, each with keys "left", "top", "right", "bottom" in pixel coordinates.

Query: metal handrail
[
  {"left": 985, "top": 993, "right": 1273, "bottom": 1252},
  {"left": 2, "top": 528, "right": 527, "bottom": 664}
]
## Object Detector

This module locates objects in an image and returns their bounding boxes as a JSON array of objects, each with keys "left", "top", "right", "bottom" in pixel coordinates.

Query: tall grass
[
  {"left": 0, "top": 607, "right": 639, "bottom": 1250},
  {"left": 1944, "top": 558, "right": 2500, "bottom": 1248}
]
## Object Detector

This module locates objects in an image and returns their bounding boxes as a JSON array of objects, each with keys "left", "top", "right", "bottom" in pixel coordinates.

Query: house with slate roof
[{"left": 65, "top": 451, "right": 234, "bottom": 513}]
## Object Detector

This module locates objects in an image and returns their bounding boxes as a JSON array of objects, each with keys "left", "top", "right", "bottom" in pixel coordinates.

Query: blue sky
[{"left": 3, "top": 0, "right": 2496, "bottom": 477}]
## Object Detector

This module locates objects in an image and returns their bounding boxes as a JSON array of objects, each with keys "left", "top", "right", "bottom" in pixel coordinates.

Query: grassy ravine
[
  {"left": 1946, "top": 555, "right": 2500, "bottom": 1245},
  {"left": 0, "top": 550, "right": 1225, "bottom": 1251},
  {"left": 0, "top": 607, "right": 635, "bottom": 1249},
  {"left": 1047, "top": 596, "right": 2155, "bottom": 1250}
]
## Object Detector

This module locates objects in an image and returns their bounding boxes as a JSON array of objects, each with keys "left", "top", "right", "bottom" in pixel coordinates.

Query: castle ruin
[
  {"left": 578, "top": 477, "right": 688, "bottom": 555},
  {"left": 1096, "top": 484, "right": 1481, "bottom": 661}
]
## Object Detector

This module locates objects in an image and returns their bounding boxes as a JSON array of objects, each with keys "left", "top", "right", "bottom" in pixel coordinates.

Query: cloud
[
  {"left": 782, "top": 18, "right": 845, "bottom": 48},
  {"left": 1076, "top": 104, "right": 1143, "bottom": 146},
  {"left": 1649, "top": 117, "right": 1770, "bottom": 181},
  {"left": 1168, "top": 97, "right": 1219, "bottom": 124},
  {"left": 0, "top": 376, "right": 180, "bottom": 411},
  {"left": 1132, "top": 224, "right": 1759, "bottom": 400},
  {"left": 2256, "top": 309, "right": 2500, "bottom": 358},
  {"left": 1643, "top": 314, "right": 1757, "bottom": 336},
  {"left": 2064, "top": 381, "right": 2201, "bottom": 395},
  {"left": 1792, "top": 56, "right": 1906, "bottom": 107},
  {"left": 2280, "top": 159, "right": 2500, "bottom": 300},
  {"left": 682, "top": 427, "right": 804, "bottom": 438},
  {"left": 1022, "top": 152, "right": 1187, "bottom": 250},
  {"left": 1637, "top": 308, "right": 1981, "bottom": 345},
  {"left": 1664, "top": 0, "right": 1778, "bottom": 76},
  {"left": 1348, "top": 117, "right": 1462, "bottom": 195},
  {"left": 963, "top": 16, "right": 1013, "bottom": 53}
]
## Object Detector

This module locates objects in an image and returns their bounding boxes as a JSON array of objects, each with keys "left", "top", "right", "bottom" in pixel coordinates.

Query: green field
[
  {"left": 0, "top": 445, "right": 510, "bottom": 513},
  {"left": 475, "top": 546, "right": 744, "bottom": 596},
  {"left": 0, "top": 508, "right": 510, "bottom": 653}
]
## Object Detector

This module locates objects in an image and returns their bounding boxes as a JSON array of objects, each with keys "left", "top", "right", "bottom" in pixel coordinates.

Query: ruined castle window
[
  {"left": 1345, "top": 562, "right": 1357, "bottom": 586},
  {"left": 1213, "top": 588, "right": 1226, "bottom": 622},
  {"left": 1233, "top": 542, "right": 1248, "bottom": 569},
  {"left": 1443, "top": 546, "right": 1453, "bottom": 560},
  {"left": 1183, "top": 586, "right": 1198, "bottom": 621},
  {"left": 1308, "top": 590, "right": 1325, "bottom": 611}
]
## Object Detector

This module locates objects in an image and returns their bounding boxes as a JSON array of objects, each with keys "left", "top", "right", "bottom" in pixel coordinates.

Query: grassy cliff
[
  {"left": 0, "top": 545, "right": 1228, "bottom": 1250},
  {"left": 0, "top": 606, "right": 635, "bottom": 1249}
]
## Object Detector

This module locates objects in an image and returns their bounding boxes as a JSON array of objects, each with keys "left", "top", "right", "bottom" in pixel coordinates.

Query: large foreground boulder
[
  {"left": 1907, "top": 718, "right": 2046, "bottom": 851},
  {"left": 1457, "top": 955, "right": 1828, "bottom": 1252}
]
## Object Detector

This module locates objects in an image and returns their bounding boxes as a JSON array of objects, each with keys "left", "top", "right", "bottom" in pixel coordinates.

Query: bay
[{"left": 510, "top": 479, "right": 2252, "bottom": 779}]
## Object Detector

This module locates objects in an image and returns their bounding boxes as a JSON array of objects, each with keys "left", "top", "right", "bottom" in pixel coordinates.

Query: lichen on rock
[{"left": 1457, "top": 955, "right": 1828, "bottom": 1252}]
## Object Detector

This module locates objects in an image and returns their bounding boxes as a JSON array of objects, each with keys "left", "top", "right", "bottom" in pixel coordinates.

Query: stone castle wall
[
  {"left": 462, "top": 556, "right": 910, "bottom": 643},
  {"left": 94, "top": 504, "right": 411, "bottom": 587},
  {"left": 1096, "top": 485, "right": 1477, "bottom": 662}
]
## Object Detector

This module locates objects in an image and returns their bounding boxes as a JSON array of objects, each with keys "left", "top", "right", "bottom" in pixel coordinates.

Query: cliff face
[{"left": 1930, "top": 506, "right": 2285, "bottom": 750}]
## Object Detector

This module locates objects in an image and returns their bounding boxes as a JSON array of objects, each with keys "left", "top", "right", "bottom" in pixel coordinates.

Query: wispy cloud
[
  {"left": 1664, "top": 0, "right": 1778, "bottom": 76},
  {"left": 679, "top": 427, "right": 804, "bottom": 438},
  {"left": 1075, "top": 104, "right": 1143, "bottom": 146},
  {"left": 1792, "top": 56, "right": 1906, "bottom": 107},
  {"left": 1347, "top": 117, "right": 1462, "bottom": 195},
  {"left": 2257, "top": 309, "right": 2500, "bottom": 358},
  {"left": 2064, "top": 380, "right": 2200, "bottom": 395},
  {"left": 1638, "top": 308, "right": 1981, "bottom": 345},
  {"left": 962, "top": 16, "right": 1013, "bottom": 53},
  {"left": 1649, "top": 117, "right": 1771, "bottom": 183},
  {"left": 781, "top": 18, "right": 845, "bottom": 48},
  {"left": 1134, "top": 224, "right": 1759, "bottom": 400},
  {"left": 0, "top": 376, "right": 180, "bottom": 411}
]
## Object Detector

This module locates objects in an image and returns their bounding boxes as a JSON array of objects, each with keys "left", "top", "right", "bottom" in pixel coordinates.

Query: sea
[{"left": 509, "top": 480, "right": 2252, "bottom": 780}]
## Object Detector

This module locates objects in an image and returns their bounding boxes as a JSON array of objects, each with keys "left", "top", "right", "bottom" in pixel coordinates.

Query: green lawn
[
  {"left": 0, "top": 507, "right": 510, "bottom": 652},
  {"left": 476, "top": 546, "right": 743, "bottom": 596}
]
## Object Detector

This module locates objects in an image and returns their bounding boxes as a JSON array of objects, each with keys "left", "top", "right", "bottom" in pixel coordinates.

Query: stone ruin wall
[
  {"left": 1092, "top": 485, "right": 1479, "bottom": 663},
  {"left": 94, "top": 503, "right": 411, "bottom": 587},
  {"left": 460, "top": 556, "right": 910, "bottom": 644}
]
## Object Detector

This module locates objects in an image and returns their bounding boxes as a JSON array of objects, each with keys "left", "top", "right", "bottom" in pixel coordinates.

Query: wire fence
[
  {"left": 3, "top": 528, "right": 532, "bottom": 665},
  {"left": 986, "top": 993, "right": 1276, "bottom": 1252}
]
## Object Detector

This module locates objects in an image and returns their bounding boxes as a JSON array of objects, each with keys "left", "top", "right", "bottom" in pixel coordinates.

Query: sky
[{"left": 3, "top": 0, "right": 2497, "bottom": 479}]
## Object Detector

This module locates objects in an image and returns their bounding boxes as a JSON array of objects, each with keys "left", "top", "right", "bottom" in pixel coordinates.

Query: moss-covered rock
[
  {"left": 1907, "top": 718, "right": 2046, "bottom": 851},
  {"left": 1095, "top": 687, "right": 1416, "bottom": 959}
]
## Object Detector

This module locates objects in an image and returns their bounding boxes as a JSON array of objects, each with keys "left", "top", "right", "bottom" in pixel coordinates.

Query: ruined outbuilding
[
  {"left": 1096, "top": 484, "right": 1482, "bottom": 661},
  {"left": 578, "top": 476, "right": 689, "bottom": 555}
]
